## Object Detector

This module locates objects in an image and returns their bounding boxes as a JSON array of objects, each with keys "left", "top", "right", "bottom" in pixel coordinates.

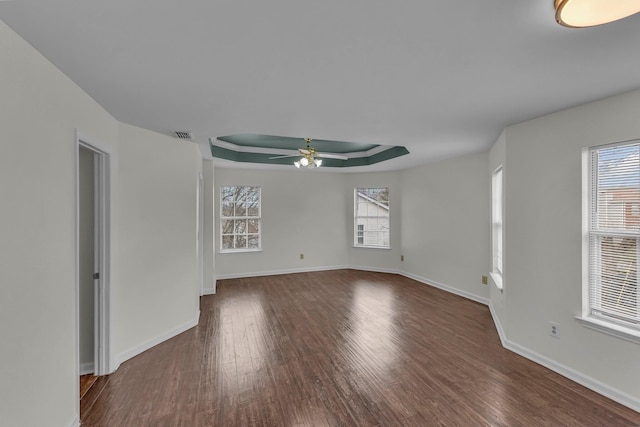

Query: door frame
[
  {"left": 197, "top": 173, "right": 204, "bottom": 295},
  {"left": 76, "top": 130, "right": 112, "bottom": 384}
]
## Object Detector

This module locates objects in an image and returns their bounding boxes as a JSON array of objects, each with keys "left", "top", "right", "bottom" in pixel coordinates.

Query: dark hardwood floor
[
  {"left": 81, "top": 270, "right": 640, "bottom": 426},
  {"left": 80, "top": 374, "right": 98, "bottom": 400}
]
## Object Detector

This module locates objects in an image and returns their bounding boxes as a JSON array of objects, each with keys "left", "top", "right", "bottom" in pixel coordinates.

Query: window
[
  {"left": 491, "top": 167, "right": 503, "bottom": 289},
  {"left": 587, "top": 142, "right": 640, "bottom": 334},
  {"left": 220, "top": 186, "right": 261, "bottom": 252},
  {"left": 354, "top": 188, "right": 389, "bottom": 248}
]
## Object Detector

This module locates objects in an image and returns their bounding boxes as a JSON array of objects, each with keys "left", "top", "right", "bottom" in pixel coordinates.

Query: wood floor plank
[
  {"left": 81, "top": 270, "right": 640, "bottom": 426},
  {"left": 80, "top": 374, "right": 98, "bottom": 400}
]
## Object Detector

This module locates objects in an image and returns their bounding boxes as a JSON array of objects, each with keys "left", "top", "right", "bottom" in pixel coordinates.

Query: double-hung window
[
  {"left": 354, "top": 188, "right": 390, "bottom": 248},
  {"left": 491, "top": 167, "right": 504, "bottom": 289},
  {"left": 587, "top": 142, "right": 640, "bottom": 335},
  {"left": 220, "top": 186, "right": 261, "bottom": 252}
]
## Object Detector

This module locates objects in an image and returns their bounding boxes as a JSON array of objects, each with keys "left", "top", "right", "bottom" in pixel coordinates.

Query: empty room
[{"left": 1, "top": 1, "right": 640, "bottom": 426}]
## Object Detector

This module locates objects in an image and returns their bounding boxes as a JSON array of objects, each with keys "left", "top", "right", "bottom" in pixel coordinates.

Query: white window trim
[
  {"left": 490, "top": 272, "right": 503, "bottom": 291},
  {"left": 219, "top": 186, "right": 262, "bottom": 253},
  {"left": 582, "top": 140, "right": 640, "bottom": 340},
  {"left": 354, "top": 187, "right": 390, "bottom": 249},
  {"left": 576, "top": 315, "right": 640, "bottom": 345},
  {"left": 219, "top": 248, "right": 263, "bottom": 254},
  {"left": 491, "top": 166, "right": 504, "bottom": 290}
]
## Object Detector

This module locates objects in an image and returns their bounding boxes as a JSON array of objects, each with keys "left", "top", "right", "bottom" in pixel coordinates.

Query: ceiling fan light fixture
[
  {"left": 555, "top": 0, "right": 640, "bottom": 27},
  {"left": 294, "top": 155, "right": 322, "bottom": 169},
  {"left": 264, "top": 138, "right": 339, "bottom": 169}
]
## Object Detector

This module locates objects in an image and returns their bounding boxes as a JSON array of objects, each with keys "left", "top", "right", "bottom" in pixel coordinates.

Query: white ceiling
[{"left": 2, "top": 1, "right": 640, "bottom": 171}]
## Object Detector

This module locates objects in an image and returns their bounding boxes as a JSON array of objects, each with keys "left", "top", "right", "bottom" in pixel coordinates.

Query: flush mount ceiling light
[{"left": 555, "top": 0, "right": 640, "bottom": 27}]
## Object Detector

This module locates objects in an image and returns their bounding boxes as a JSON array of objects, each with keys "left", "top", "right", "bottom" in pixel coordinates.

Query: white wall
[
  {"left": 498, "top": 88, "right": 640, "bottom": 407},
  {"left": 213, "top": 169, "right": 403, "bottom": 278},
  {"left": 0, "top": 19, "right": 119, "bottom": 427},
  {"left": 113, "top": 123, "right": 201, "bottom": 364},
  {"left": 0, "top": 19, "right": 203, "bottom": 426},
  {"left": 401, "top": 152, "right": 491, "bottom": 302},
  {"left": 215, "top": 168, "right": 349, "bottom": 278}
]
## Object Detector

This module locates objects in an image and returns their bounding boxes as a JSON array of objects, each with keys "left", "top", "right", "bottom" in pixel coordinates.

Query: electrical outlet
[
  {"left": 482, "top": 275, "right": 488, "bottom": 285},
  {"left": 300, "top": 253, "right": 304, "bottom": 260},
  {"left": 401, "top": 255, "right": 404, "bottom": 262},
  {"left": 549, "top": 322, "right": 560, "bottom": 339}
]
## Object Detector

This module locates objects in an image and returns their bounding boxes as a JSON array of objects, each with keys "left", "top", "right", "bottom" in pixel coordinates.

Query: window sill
[
  {"left": 353, "top": 245, "right": 391, "bottom": 250},
  {"left": 490, "top": 272, "right": 503, "bottom": 291},
  {"left": 219, "top": 248, "right": 262, "bottom": 254},
  {"left": 576, "top": 316, "right": 640, "bottom": 345}
]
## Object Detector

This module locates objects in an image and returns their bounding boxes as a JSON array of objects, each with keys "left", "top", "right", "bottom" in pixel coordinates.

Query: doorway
[
  {"left": 78, "top": 146, "right": 96, "bottom": 377},
  {"left": 76, "top": 134, "right": 111, "bottom": 414}
]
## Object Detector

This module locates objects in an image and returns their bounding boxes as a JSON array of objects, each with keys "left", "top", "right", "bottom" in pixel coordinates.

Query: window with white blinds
[
  {"left": 589, "top": 142, "right": 640, "bottom": 329},
  {"left": 492, "top": 167, "right": 503, "bottom": 280}
]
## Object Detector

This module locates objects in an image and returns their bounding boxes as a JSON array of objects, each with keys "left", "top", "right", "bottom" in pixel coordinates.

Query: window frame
[
  {"left": 219, "top": 186, "right": 262, "bottom": 253},
  {"left": 491, "top": 166, "right": 504, "bottom": 290},
  {"left": 353, "top": 187, "right": 390, "bottom": 249},
  {"left": 581, "top": 140, "right": 640, "bottom": 343}
]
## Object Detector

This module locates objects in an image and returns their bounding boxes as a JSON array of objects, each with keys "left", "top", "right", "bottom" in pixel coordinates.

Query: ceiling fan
[{"left": 269, "top": 138, "right": 348, "bottom": 168}]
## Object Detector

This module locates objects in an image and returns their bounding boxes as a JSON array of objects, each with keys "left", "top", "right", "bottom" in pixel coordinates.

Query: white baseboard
[
  {"left": 401, "top": 271, "right": 490, "bottom": 306},
  {"left": 488, "top": 301, "right": 640, "bottom": 412},
  {"left": 202, "top": 277, "right": 217, "bottom": 295},
  {"left": 113, "top": 310, "right": 200, "bottom": 371},
  {"left": 502, "top": 336, "right": 640, "bottom": 413},
  {"left": 349, "top": 265, "right": 402, "bottom": 275},
  {"left": 67, "top": 414, "right": 80, "bottom": 427},
  {"left": 215, "top": 265, "right": 350, "bottom": 281},
  {"left": 202, "top": 285, "right": 216, "bottom": 295},
  {"left": 79, "top": 361, "right": 94, "bottom": 376}
]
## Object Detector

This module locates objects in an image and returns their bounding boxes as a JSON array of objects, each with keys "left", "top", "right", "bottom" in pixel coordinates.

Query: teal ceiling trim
[
  {"left": 339, "top": 146, "right": 410, "bottom": 167},
  {"left": 210, "top": 145, "right": 297, "bottom": 166},
  {"left": 210, "top": 144, "right": 346, "bottom": 167},
  {"left": 209, "top": 134, "right": 409, "bottom": 168},
  {"left": 217, "top": 134, "right": 379, "bottom": 154},
  {"left": 364, "top": 145, "right": 411, "bottom": 165}
]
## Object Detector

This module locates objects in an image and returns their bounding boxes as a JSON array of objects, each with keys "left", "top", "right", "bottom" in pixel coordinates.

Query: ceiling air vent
[{"left": 173, "top": 130, "right": 193, "bottom": 140}]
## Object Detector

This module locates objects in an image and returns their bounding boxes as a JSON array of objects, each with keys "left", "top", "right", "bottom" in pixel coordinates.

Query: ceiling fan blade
[
  {"left": 269, "top": 154, "right": 298, "bottom": 159},
  {"left": 298, "top": 148, "right": 311, "bottom": 155},
  {"left": 317, "top": 153, "right": 348, "bottom": 160}
]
